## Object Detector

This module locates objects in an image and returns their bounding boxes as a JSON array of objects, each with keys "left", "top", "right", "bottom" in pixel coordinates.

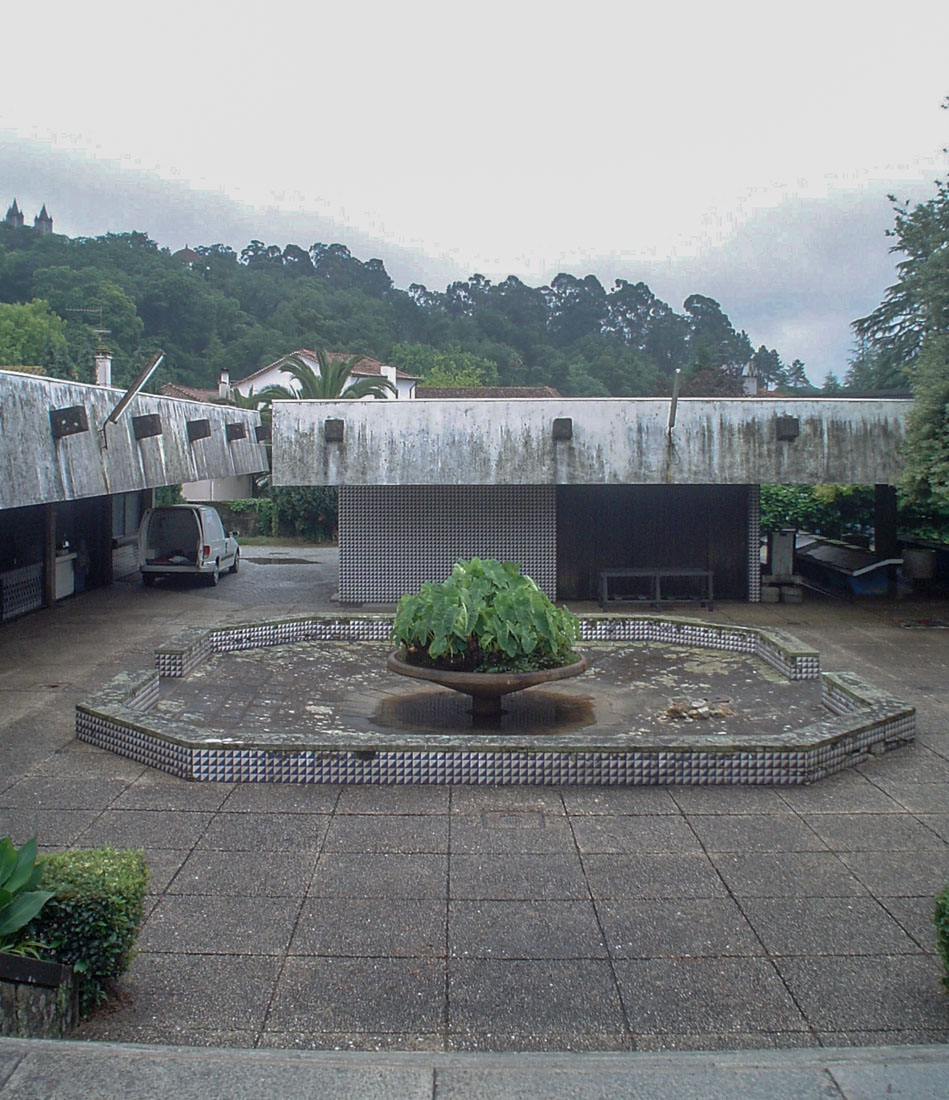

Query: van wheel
[
  {"left": 229, "top": 552, "right": 239, "bottom": 575},
  {"left": 142, "top": 573, "right": 156, "bottom": 587},
  {"left": 206, "top": 566, "right": 219, "bottom": 587}
]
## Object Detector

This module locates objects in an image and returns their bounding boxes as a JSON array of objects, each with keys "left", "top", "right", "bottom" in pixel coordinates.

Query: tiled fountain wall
[{"left": 76, "top": 614, "right": 915, "bottom": 786}]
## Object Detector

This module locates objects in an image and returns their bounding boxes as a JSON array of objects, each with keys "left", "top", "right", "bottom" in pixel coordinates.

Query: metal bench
[{"left": 599, "top": 568, "right": 714, "bottom": 610}]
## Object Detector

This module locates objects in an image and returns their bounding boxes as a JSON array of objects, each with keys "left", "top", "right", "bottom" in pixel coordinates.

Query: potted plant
[
  {"left": 389, "top": 558, "right": 587, "bottom": 716},
  {"left": 0, "top": 836, "right": 76, "bottom": 1038}
]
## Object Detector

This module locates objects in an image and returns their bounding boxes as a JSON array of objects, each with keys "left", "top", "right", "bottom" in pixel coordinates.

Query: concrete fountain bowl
[{"left": 387, "top": 649, "right": 590, "bottom": 717}]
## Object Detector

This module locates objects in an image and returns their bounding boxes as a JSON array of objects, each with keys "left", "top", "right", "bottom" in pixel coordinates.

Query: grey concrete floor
[{"left": 1, "top": 545, "right": 948, "bottom": 1053}]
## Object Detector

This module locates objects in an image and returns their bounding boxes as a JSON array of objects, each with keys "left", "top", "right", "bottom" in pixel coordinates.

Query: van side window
[{"left": 203, "top": 509, "right": 225, "bottom": 540}]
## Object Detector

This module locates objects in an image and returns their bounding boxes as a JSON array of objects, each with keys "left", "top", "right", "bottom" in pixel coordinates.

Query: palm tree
[{"left": 258, "top": 348, "right": 396, "bottom": 405}]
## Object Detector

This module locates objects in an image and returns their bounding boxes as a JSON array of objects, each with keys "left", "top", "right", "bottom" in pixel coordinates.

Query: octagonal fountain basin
[
  {"left": 76, "top": 613, "right": 916, "bottom": 786},
  {"left": 387, "top": 650, "right": 589, "bottom": 717}
]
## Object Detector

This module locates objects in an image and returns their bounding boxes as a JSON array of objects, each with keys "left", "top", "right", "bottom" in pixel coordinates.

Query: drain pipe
[{"left": 667, "top": 369, "right": 681, "bottom": 437}]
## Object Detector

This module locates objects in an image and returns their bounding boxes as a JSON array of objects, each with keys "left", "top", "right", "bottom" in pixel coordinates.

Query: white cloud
[{"left": 2, "top": 0, "right": 948, "bottom": 381}]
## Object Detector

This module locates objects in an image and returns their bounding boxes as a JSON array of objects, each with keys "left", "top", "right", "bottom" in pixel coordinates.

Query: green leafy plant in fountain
[
  {"left": 392, "top": 558, "right": 581, "bottom": 673},
  {"left": 0, "top": 836, "right": 55, "bottom": 955},
  {"left": 936, "top": 885, "right": 949, "bottom": 992},
  {"left": 27, "top": 847, "right": 149, "bottom": 1015}
]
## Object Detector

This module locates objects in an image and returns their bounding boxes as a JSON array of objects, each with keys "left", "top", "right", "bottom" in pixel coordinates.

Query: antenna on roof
[
  {"left": 66, "top": 305, "right": 111, "bottom": 348},
  {"left": 100, "top": 350, "right": 165, "bottom": 449}
]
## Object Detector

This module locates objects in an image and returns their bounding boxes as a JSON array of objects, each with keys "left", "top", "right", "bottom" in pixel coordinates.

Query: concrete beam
[
  {"left": 273, "top": 398, "right": 909, "bottom": 487},
  {"left": 0, "top": 371, "right": 269, "bottom": 509}
]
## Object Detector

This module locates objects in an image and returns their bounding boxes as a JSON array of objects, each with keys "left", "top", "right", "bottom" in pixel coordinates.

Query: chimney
[
  {"left": 742, "top": 362, "right": 758, "bottom": 397},
  {"left": 381, "top": 364, "right": 397, "bottom": 398},
  {"left": 218, "top": 369, "right": 230, "bottom": 399},
  {"left": 94, "top": 351, "right": 112, "bottom": 386}
]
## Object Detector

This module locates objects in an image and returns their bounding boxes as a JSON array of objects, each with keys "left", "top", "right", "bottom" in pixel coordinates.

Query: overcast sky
[{"left": 2, "top": 0, "right": 947, "bottom": 382}]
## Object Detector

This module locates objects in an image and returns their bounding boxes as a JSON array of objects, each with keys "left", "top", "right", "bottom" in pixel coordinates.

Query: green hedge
[
  {"left": 220, "top": 488, "right": 338, "bottom": 541},
  {"left": 28, "top": 848, "right": 149, "bottom": 1015},
  {"left": 936, "top": 886, "right": 949, "bottom": 991}
]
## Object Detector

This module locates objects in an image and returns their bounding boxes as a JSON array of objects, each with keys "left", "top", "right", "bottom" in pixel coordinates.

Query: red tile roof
[{"left": 161, "top": 382, "right": 219, "bottom": 402}]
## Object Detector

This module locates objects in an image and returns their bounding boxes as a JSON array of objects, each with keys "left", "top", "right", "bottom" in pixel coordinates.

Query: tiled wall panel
[
  {"left": 339, "top": 485, "right": 556, "bottom": 603},
  {"left": 748, "top": 483, "right": 761, "bottom": 603}
]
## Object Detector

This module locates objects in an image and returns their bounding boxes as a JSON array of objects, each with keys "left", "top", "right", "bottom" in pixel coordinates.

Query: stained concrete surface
[
  {"left": 0, "top": 545, "right": 948, "bottom": 1056},
  {"left": 148, "top": 638, "right": 826, "bottom": 746}
]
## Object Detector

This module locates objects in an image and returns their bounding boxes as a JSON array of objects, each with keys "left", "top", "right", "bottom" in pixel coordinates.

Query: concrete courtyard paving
[{"left": 1, "top": 544, "right": 947, "bottom": 1054}]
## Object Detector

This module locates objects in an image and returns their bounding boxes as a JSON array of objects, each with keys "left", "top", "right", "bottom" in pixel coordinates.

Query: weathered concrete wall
[
  {"left": 0, "top": 371, "right": 269, "bottom": 510},
  {"left": 273, "top": 398, "right": 908, "bottom": 487}
]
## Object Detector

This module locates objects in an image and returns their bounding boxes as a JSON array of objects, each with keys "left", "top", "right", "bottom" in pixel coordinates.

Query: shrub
[
  {"left": 272, "top": 486, "right": 338, "bottom": 541},
  {"left": 28, "top": 848, "right": 149, "bottom": 1015},
  {"left": 220, "top": 489, "right": 338, "bottom": 541},
  {"left": 936, "top": 886, "right": 949, "bottom": 991},
  {"left": 154, "top": 484, "right": 184, "bottom": 507},
  {"left": 392, "top": 557, "right": 580, "bottom": 673}
]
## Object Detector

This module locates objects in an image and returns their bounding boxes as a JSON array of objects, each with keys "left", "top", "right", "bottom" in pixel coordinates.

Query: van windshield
[{"left": 145, "top": 510, "right": 199, "bottom": 564}]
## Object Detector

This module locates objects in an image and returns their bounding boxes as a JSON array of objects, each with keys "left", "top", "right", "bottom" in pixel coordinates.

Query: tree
[
  {"left": 751, "top": 344, "right": 787, "bottom": 388},
  {"left": 685, "top": 294, "right": 754, "bottom": 372},
  {"left": 855, "top": 101, "right": 949, "bottom": 505},
  {"left": 544, "top": 273, "right": 608, "bottom": 343},
  {"left": 844, "top": 339, "right": 903, "bottom": 392},
  {"left": 0, "top": 299, "right": 71, "bottom": 374},
  {"left": 258, "top": 348, "right": 396, "bottom": 403},
  {"left": 854, "top": 178, "right": 949, "bottom": 378},
  {"left": 388, "top": 343, "right": 500, "bottom": 387},
  {"left": 901, "top": 334, "right": 949, "bottom": 502},
  {"left": 680, "top": 364, "right": 744, "bottom": 397},
  {"left": 785, "top": 359, "right": 811, "bottom": 389},
  {"left": 822, "top": 371, "right": 843, "bottom": 393}
]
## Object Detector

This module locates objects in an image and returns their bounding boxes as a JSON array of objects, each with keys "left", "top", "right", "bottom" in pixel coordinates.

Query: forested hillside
[{"left": 0, "top": 223, "right": 809, "bottom": 395}]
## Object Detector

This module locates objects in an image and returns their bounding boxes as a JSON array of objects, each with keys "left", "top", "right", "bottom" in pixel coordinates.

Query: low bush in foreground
[
  {"left": 936, "top": 886, "right": 949, "bottom": 991},
  {"left": 28, "top": 848, "right": 149, "bottom": 1015}
]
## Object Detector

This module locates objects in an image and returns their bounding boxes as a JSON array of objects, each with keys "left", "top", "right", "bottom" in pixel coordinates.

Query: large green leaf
[
  {"left": 4, "top": 837, "right": 40, "bottom": 895},
  {"left": 0, "top": 838, "right": 15, "bottom": 885},
  {"left": 0, "top": 889, "right": 55, "bottom": 937}
]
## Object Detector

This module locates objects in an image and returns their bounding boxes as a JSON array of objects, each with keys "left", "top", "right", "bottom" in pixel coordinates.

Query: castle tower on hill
[
  {"left": 4, "top": 199, "right": 24, "bottom": 228},
  {"left": 34, "top": 204, "right": 53, "bottom": 235},
  {"left": 4, "top": 199, "right": 53, "bottom": 233}
]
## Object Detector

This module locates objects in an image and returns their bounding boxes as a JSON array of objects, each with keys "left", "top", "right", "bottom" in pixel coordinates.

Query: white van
[{"left": 138, "top": 505, "right": 239, "bottom": 587}]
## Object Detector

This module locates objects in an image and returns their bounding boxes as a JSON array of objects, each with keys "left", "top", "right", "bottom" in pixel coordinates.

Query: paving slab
[
  {"left": 322, "top": 813, "right": 449, "bottom": 853},
  {"left": 596, "top": 897, "right": 765, "bottom": 958},
  {"left": 290, "top": 898, "right": 446, "bottom": 957},
  {"left": 197, "top": 810, "right": 330, "bottom": 852},
  {"left": 449, "top": 852, "right": 588, "bottom": 900},
  {"left": 139, "top": 894, "right": 299, "bottom": 954},
  {"left": 582, "top": 852, "right": 728, "bottom": 899},
  {"left": 710, "top": 851, "right": 870, "bottom": 897},
  {"left": 75, "top": 808, "right": 214, "bottom": 850},
  {"left": 168, "top": 849, "right": 318, "bottom": 897},
  {"left": 614, "top": 957, "right": 809, "bottom": 1035},
  {"left": 739, "top": 896, "right": 924, "bottom": 957},
  {"left": 308, "top": 852, "right": 449, "bottom": 898},
  {"left": 569, "top": 815, "right": 701, "bottom": 853},
  {"left": 267, "top": 957, "right": 446, "bottom": 1033},
  {"left": 773, "top": 955, "right": 949, "bottom": 1031},
  {"left": 448, "top": 959, "right": 626, "bottom": 1043},
  {"left": 448, "top": 900, "right": 606, "bottom": 959}
]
